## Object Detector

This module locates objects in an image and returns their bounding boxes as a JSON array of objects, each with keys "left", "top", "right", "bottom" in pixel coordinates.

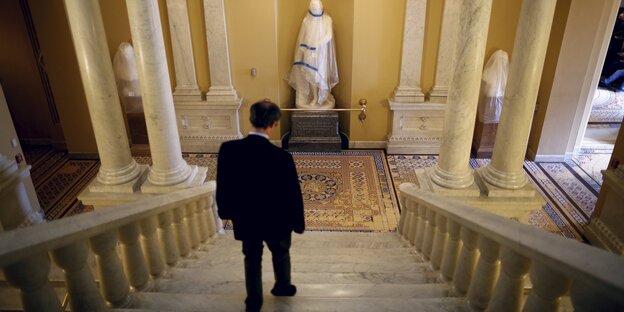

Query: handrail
[
  {"left": 0, "top": 182, "right": 215, "bottom": 268},
  {"left": 399, "top": 182, "right": 624, "bottom": 310}
]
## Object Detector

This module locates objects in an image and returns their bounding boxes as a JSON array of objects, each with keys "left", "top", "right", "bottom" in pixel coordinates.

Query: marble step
[
  {"left": 165, "top": 267, "right": 441, "bottom": 285},
  {"left": 179, "top": 258, "right": 431, "bottom": 274},
  {"left": 206, "top": 236, "right": 408, "bottom": 249},
  {"left": 153, "top": 281, "right": 453, "bottom": 298},
  {"left": 195, "top": 245, "right": 418, "bottom": 259},
  {"left": 179, "top": 252, "right": 423, "bottom": 267},
  {"left": 117, "top": 292, "right": 465, "bottom": 312}
]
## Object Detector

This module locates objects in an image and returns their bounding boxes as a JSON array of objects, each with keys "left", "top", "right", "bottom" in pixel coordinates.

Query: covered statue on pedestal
[{"left": 289, "top": 0, "right": 339, "bottom": 109}]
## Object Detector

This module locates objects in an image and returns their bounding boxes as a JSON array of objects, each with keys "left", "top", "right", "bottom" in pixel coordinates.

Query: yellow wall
[
  {"left": 226, "top": 0, "right": 280, "bottom": 138},
  {"left": 528, "top": 0, "right": 573, "bottom": 154},
  {"left": 422, "top": 0, "right": 443, "bottom": 94},
  {"left": 485, "top": 0, "right": 523, "bottom": 60},
  {"left": 189, "top": 0, "right": 211, "bottom": 92},
  {"left": 349, "top": 0, "right": 404, "bottom": 141},
  {"left": 0, "top": 0, "right": 56, "bottom": 142},
  {"left": 29, "top": 0, "right": 97, "bottom": 155}
]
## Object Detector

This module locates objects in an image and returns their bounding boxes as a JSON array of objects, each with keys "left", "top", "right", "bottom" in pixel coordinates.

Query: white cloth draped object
[
  {"left": 288, "top": 10, "right": 339, "bottom": 109},
  {"left": 113, "top": 42, "right": 143, "bottom": 113},
  {"left": 478, "top": 50, "right": 509, "bottom": 123}
]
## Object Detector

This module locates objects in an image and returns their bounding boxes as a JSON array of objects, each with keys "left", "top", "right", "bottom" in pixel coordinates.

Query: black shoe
[
  {"left": 245, "top": 297, "right": 262, "bottom": 312},
  {"left": 271, "top": 284, "right": 297, "bottom": 296}
]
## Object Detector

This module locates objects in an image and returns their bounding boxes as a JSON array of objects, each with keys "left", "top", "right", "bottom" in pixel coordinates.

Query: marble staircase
[{"left": 116, "top": 231, "right": 464, "bottom": 312}]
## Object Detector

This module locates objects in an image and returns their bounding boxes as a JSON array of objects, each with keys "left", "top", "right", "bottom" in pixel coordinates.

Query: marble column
[
  {"left": 64, "top": 0, "right": 142, "bottom": 192},
  {"left": 387, "top": 0, "right": 442, "bottom": 154},
  {"left": 126, "top": 0, "right": 205, "bottom": 192},
  {"left": 480, "top": 0, "right": 557, "bottom": 190},
  {"left": 174, "top": 0, "right": 241, "bottom": 153},
  {"left": 203, "top": 0, "right": 239, "bottom": 102},
  {"left": 429, "top": 0, "right": 462, "bottom": 103},
  {"left": 166, "top": 0, "right": 202, "bottom": 102},
  {"left": 0, "top": 154, "right": 43, "bottom": 229},
  {"left": 430, "top": 0, "right": 493, "bottom": 190},
  {"left": 391, "top": 0, "right": 427, "bottom": 103}
]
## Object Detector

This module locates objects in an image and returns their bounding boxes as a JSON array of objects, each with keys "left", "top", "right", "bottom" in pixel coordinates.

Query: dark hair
[{"left": 250, "top": 99, "right": 281, "bottom": 129}]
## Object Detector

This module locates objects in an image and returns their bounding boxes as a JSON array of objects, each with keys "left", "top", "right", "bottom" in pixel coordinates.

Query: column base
[
  {"left": 417, "top": 168, "right": 481, "bottom": 197},
  {"left": 386, "top": 101, "right": 445, "bottom": 154},
  {"left": 173, "top": 87, "right": 203, "bottom": 102},
  {"left": 87, "top": 165, "right": 149, "bottom": 194},
  {"left": 429, "top": 86, "right": 450, "bottom": 103},
  {"left": 141, "top": 165, "right": 207, "bottom": 194},
  {"left": 391, "top": 87, "right": 426, "bottom": 103},
  {"left": 474, "top": 168, "right": 536, "bottom": 197},
  {"left": 411, "top": 167, "right": 545, "bottom": 223}
]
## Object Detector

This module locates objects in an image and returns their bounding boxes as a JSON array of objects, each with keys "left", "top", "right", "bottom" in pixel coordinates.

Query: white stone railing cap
[{"left": 0, "top": 181, "right": 216, "bottom": 268}]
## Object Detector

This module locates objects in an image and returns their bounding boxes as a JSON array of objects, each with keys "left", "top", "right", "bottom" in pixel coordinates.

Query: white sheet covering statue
[
  {"left": 288, "top": 0, "right": 339, "bottom": 109},
  {"left": 113, "top": 42, "right": 143, "bottom": 114}
]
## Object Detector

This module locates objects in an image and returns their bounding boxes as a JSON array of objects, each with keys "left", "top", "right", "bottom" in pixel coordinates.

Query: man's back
[{"left": 216, "top": 135, "right": 304, "bottom": 241}]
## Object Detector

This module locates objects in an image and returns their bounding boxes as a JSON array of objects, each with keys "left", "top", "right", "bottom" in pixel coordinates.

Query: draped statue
[{"left": 288, "top": 0, "right": 339, "bottom": 109}]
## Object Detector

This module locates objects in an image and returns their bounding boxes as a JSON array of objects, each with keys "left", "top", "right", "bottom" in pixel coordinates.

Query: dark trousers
[{"left": 242, "top": 235, "right": 292, "bottom": 307}]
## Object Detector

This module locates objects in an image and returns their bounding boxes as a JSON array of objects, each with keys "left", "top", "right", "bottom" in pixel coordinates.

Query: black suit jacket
[{"left": 216, "top": 135, "right": 305, "bottom": 241}]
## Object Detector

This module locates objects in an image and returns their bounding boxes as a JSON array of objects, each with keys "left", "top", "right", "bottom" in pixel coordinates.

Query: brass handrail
[{"left": 281, "top": 99, "right": 368, "bottom": 122}]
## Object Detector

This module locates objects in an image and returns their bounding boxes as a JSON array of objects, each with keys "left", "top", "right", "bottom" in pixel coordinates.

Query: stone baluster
[
  {"left": 390, "top": 0, "right": 427, "bottom": 103},
  {"left": 158, "top": 211, "right": 180, "bottom": 266},
  {"left": 118, "top": 222, "right": 151, "bottom": 290},
  {"left": 166, "top": 0, "right": 202, "bottom": 101},
  {"left": 196, "top": 198, "right": 211, "bottom": 243},
  {"left": 466, "top": 236, "right": 501, "bottom": 310},
  {"left": 430, "top": 214, "right": 448, "bottom": 270},
  {"left": 569, "top": 279, "right": 621, "bottom": 312},
  {"left": 3, "top": 253, "right": 63, "bottom": 312},
  {"left": 414, "top": 203, "right": 428, "bottom": 252},
  {"left": 397, "top": 195, "right": 408, "bottom": 236},
  {"left": 63, "top": 0, "right": 140, "bottom": 190},
  {"left": 405, "top": 201, "right": 417, "bottom": 244},
  {"left": 185, "top": 201, "right": 201, "bottom": 249},
  {"left": 126, "top": 0, "right": 196, "bottom": 190},
  {"left": 173, "top": 206, "right": 192, "bottom": 257},
  {"left": 89, "top": 231, "right": 132, "bottom": 307},
  {"left": 481, "top": 0, "right": 558, "bottom": 190},
  {"left": 430, "top": 0, "right": 493, "bottom": 189},
  {"left": 140, "top": 216, "right": 166, "bottom": 276},
  {"left": 429, "top": 0, "right": 462, "bottom": 103},
  {"left": 488, "top": 248, "right": 531, "bottom": 312},
  {"left": 205, "top": 196, "right": 218, "bottom": 236},
  {"left": 452, "top": 227, "right": 479, "bottom": 295},
  {"left": 211, "top": 194, "right": 225, "bottom": 234},
  {"left": 0, "top": 155, "right": 43, "bottom": 229},
  {"left": 441, "top": 220, "right": 461, "bottom": 282},
  {"left": 52, "top": 241, "right": 107, "bottom": 311},
  {"left": 524, "top": 263, "right": 571, "bottom": 311},
  {"left": 422, "top": 209, "right": 436, "bottom": 260}
]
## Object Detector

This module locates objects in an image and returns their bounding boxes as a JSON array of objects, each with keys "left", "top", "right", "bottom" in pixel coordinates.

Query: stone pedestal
[
  {"left": 472, "top": 121, "right": 498, "bottom": 158},
  {"left": 288, "top": 111, "right": 341, "bottom": 152},
  {"left": 176, "top": 99, "right": 243, "bottom": 153},
  {"left": 387, "top": 102, "right": 445, "bottom": 154}
]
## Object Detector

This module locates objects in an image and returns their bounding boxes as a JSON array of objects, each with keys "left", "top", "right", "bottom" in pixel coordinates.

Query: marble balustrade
[
  {"left": 398, "top": 182, "right": 624, "bottom": 311},
  {"left": 0, "top": 184, "right": 218, "bottom": 309}
]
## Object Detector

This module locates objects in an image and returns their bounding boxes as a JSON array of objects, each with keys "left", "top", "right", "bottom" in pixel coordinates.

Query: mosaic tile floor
[{"left": 387, "top": 155, "right": 601, "bottom": 241}]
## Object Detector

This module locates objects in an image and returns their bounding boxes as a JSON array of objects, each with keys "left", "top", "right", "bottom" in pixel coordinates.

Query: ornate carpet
[
  {"left": 135, "top": 151, "right": 400, "bottom": 232},
  {"left": 590, "top": 88, "right": 624, "bottom": 123},
  {"left": 23, "top": 147, "right": 98, "bottom": 220},
  {"left": 387, "top": 155, "right": 600, "bottom": 241}
]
